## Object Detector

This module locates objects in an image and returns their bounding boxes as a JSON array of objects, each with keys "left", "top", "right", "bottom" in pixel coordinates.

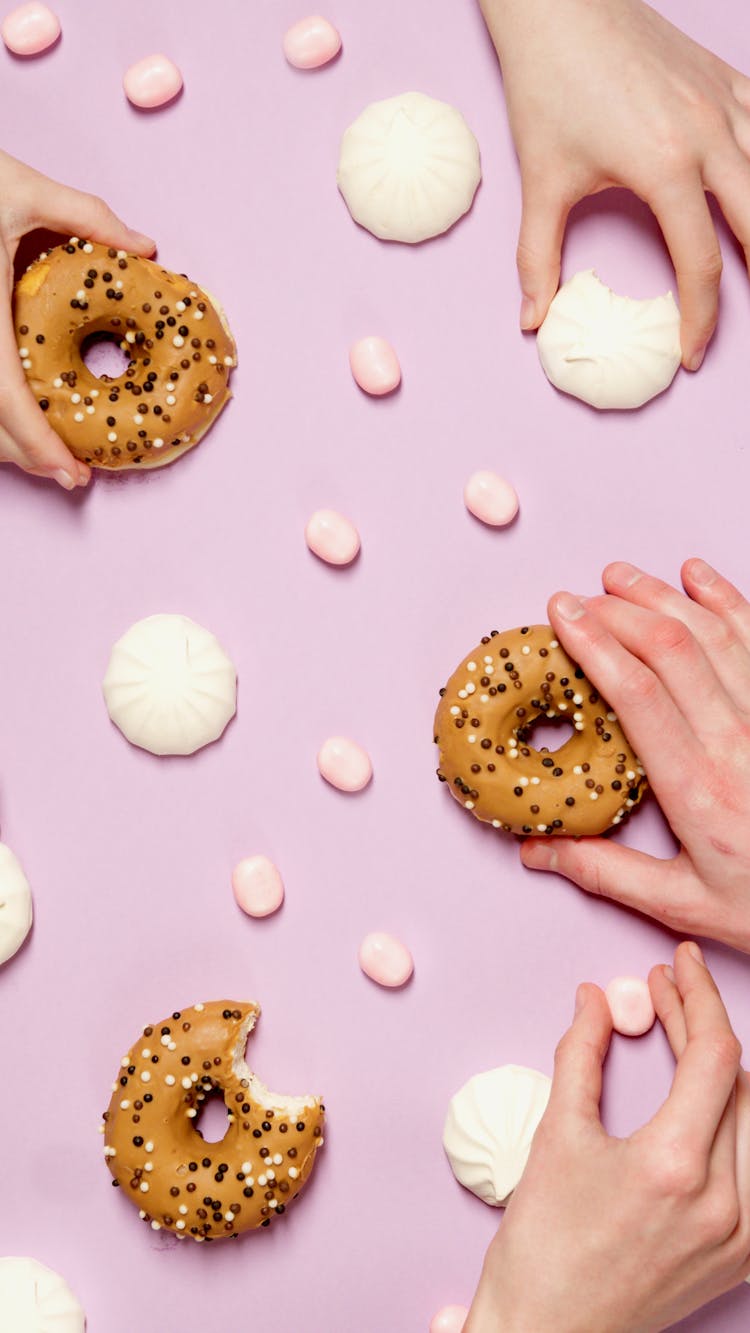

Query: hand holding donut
[
  {"left": 480, "top": 0, "right": 750, "bottom": 369},
  {"left": 466, "top": 944, "right": 750, "bottom": 1332},
  {"left": 0, "top": 148, "right": 154, "bottom": 489},
  {"left": 522, "top": 559, "right": 750, "bottom": 954}
]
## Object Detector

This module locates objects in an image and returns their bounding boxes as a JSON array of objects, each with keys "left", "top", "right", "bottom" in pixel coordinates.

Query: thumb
[
  {"left": 521, "top": 837, "right": 698, "bottom": 933},
  {"left": 516, "top": 176, "right": 569, "bottom": 330},
  {"left": 28, "top": 177, "right": 155, "bottom": 256},
  {"left": 546, "top": 983, "right": 612, "bottom": 1128}
]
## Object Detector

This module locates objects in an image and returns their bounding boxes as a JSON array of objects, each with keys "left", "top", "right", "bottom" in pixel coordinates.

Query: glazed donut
[
  {"left": 434, "top": 624, "right": 647, "bottom": 837},
  {"left": 102, "top": 1000, "right": 324, "bottom": 1241},
  {"left": 13, "top": 239, "right": 236, "bottom": 470}
]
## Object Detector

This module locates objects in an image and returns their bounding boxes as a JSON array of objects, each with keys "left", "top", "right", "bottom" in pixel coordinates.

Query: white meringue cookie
[
  {"left": 0, "top": 1257, "right": 85, "bottom": 1332},
  {"left": 103, "top": 614, "right": 237, "bottom": 757},
  {"left": 537, "top": 270, "right": 681, "bottom": 410},
  {"left": 443, "top": 1064, "right": 551, "bottom": 1206},
  {"left": 337, "top": 91, "right": 481, "bottom": 243},
  {"left": 0, "top": 843, "right": 33, "bottom": 966}
]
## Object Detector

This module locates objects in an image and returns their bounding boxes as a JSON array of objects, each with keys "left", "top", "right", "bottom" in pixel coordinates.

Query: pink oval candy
[
  {"left": 232, "top": 856, "right": 284, "bottom": 918},
  {"left": 605, "top": 976, "right": 655, "bottom": 1037},
  {"left": 359, "top": 932, "right": 413, "bottom": 988},
  {"left": 464, "top": 470, "right": 519, "bottom": 527},
  {"left": 124, "top": 53, "right": 183, "bottom": 109},
  {"left": 305, "top": 509, "right": 360, "bottom": 566},
  {"left": 350, "top": 336, "right": 401, "bottom": 396},
  {"left": 283, "top": 15, "right": 341, "bottom": 69},
  {"left": 430, "top": 1307, "right": 469, "bottom": 1333},
  {"left": 2, "top": 2, "right": 59, "bottom": 55},
  {"left": 317, "top": 736, "right": 372, "bottom": 792}
]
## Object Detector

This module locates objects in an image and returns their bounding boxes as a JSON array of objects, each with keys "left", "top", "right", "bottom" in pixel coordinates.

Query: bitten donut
[
  {"left": 434, "top": 625, "right": 647, "bottom": 837},
  {"left": 13, "top": 238, "right": 236, "bottom": 469},
  {"left": 102, "top": 1000, "right": 324, "bottom": 1241}
]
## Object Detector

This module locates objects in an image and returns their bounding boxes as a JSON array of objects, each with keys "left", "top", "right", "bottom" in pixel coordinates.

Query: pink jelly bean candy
[
  {"left": 317, "top": 736, "right": 372, "bottom": 792},
  {"left": 464, "top": 470, "right": 519, "bottom": 527},
  {"left": 283, "top": 15, "right": 341, "bottom": 69},
  {"left": 232, "top": 856, "right": 284, "bottom": 918},
  {"left": 359, "top": 932, "right": 413, "bottom": 988},
  {"left": 305, "top": 509, "right": 360, "bottom": 565},
  {"left": 430, "top": 1307, "right": 469, "bottom": 1333},
  {"left": 124, "top": 53, "right": 183, "bottom": 109},
  {"left": 349, "top": 337, "right": 401, "bottom": 396},
  {"left": 2, "top": 2, "right": 59, "bottom": 55},
  {"left": 605, "top": 976, "right": 655, "bottom": 1037}
]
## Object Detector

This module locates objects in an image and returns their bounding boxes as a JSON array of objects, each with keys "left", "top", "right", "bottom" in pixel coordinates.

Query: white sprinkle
[
  {"left": 144, "top": 1163, "right": 153, "bottom": 1172},
  {"left": 480, "top": 694, "right": 489, "bottom": 703},
  {"left": 450, "top": 706, "right": 460, "bottom": 716},
  {"left": 575, "top": 722, "right": 584, "bottom": 730},
  {"left": 181, "top": 1077, "right": 192, "bottom": 1089},
  {"left": 241, "top": 1162, "right": 252, "bottom": 1174},
  {"left": 53, "top": 377, "right": 63, "bottom": 388},
  {"left": 626, "top": 799, "right": 635, "bottom": 808},
  {"left": 120, "top": 1100, "right": 130, "bottom": 1109},
  {"left": 288, "top": 1167, "right": 299, "bottom": 1180},
  {"left": 519, "top": 776, "right": 529, "bottom": 787},
  {"left": 22, "top": 359, "right": 31, "bottom": 370},
  {"left": 537, "top": 824, "right": 546, "bottom": 832},
  {"left": 165, "top": 1074, "right": 176, "bottom": 1086},
  {"left": 606, "top": 711, "right": 617, "bottom": 722},
  {"left": 117, "top": 250, "right": 127, "bottom": 259},
  {"left": 160, "top": 1035, "right": 171, "bottom": 1047},
  {"left": 573, "top": 712, "right": 583, "bottom": 721},
  {"left": 491, "top": 820, "right": 501, "bottom": 828},
  {"left": 154, "top": 438, "right": 164, "bottom": 448},
  {"left": 83, "top": 242, "right": 93, "bottom": 253},
  {"left": 121, "top": 1057, "right": 130, "bottom": 1068},
  {"left": 179, "top": 1205, "right": 188, "bottom": 1215},
  {"left": 224, "top": 1211, "right": 234, "bottom": 1222},
  {"left": 69, "top": 236, "right": 79, "bottom": 244},
  {"left": 166, "top": 394, "right": 176, "bottom": 406},
  {"left": 531, "top": 776, "right": 540, "bottom": 785},
  {"left": 176, "top": 1220, "right": 186, "bottom": 1230},
  {"left": 464, "top": 800, "right": 474, "bottom": 810},
  {"left": 273, "top": 1154, "right": 283, "bottom": 1166},
  {"left": 203, "top": 393, "right": 213, "bottom": 404},
  {"left": 258, "top": 1174, "right": 267, "bottom": 1187},
  {"left": 208, "top": 355, "right": 217, "bottom": 365},
  {"left": 509, "top": 749, "right": 518, "bottom": 759},
  {"left": 521, "top": 645, "right": 530, "bottom": 654},
  {"left": 150, "top": 1221, "right": 160, "bottom": 1230},
  {"left": 141, "top": 1049, "right": 151, "bottom": 1059},
  {"left": 173, "top": 335, "right": 184, "bottom": 347},
  {"left": 108, "top": 431, "right": 117, "bottom": 443},
  {"left": 590, "top": 791, "right": 599, "bottom": 800},
  {"left": 140, "top": 1071, "right": 151, "bottom": 1083},
  {"left": 76, "top": 289, "right": 85, "bottom": 301},
  {"left": 18, "top": 346, "right": 28, "bottom": 358},
  {"left": 140, "top": 1181, "right": 149, "bottom": 1193},
  {"left": 115, "top": 280, "right": 123, "bottom": 290},
  {"left": 467, "top": 661, "right": 476, "bottom": 672},
  {"left": 71, "top": 393, "right": 81, "bottom": 404},
  {"left": 91, "top": 388, "right": 99, "bottom": 397},
  {"left": 550, "top": 639, "right": 559, "bottom": 648},
  {"left": 558, "top": 703, "right": 568, "bottom": 711},
  {"left": 224, "top": 355, "right": 233, "bottom": 365},
  {"left": 194, "top": 309, "right": 204, "bottom": 320},
  {"left": 176, "top": 301, "right": 186, "bottom": 313},
  {"left": 195, "top": 1003, "right": 204, "bottom": 1011},
  {"left": 73, "top": 411, "right": 84, "bottom": 422},
  {"left": 573, "top": 765, "right": 583, "bottom": 775},
  {"left": 186, "top": 1109, "right": 197, "bottom": 1118},
  {"left": 574, "top": 694, "right": 583, "bottom": 705},
  {"left": 125, "top": 331, "right": 136, "bottom": 344},
  {"left": 133, "top": 414, "right": 143, "bottom": 425},
  {"left": 627, "top": 771, "right": 635, "bottom": 781},
  {"left": 467, "top": 734, "right": 476, "bottom": 744},
  {"left": 139, "top": 1210, "right": 146, "bottom": 1219},
  {"left": 86, "top": 406, "right": 95, "bottom": 415},
  {"left": 465, "top": 682, "right": 476, "bottom": 695},
  {"left": 145, "top": 1141, "right": 154, "bottom": 1152},
  {"left": 168, "top": 1041, "right": 177, "bottom": 1051},
  {"left": 458, "top": 690, "right": 467, "bottom": 700}
]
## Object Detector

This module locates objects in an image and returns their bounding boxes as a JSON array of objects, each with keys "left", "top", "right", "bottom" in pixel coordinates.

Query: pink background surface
[{"left": 1, "top": 1, "right": 749, "bottom": 1329}]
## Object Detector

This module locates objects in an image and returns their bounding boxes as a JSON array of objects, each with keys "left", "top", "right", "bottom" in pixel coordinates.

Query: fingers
[
  {"left": 547, "top": 591, "right": 699, "bottom": 797},
  {"left": 516, "top": 175, "right": 570, "bottom": 330},
  {"left": 651, "top": 177, "right": 722, "bottom": 371},
  {"left": 546, "top": 982, "right": 612, "bottom": 1129},
  {"left": 652, "top": 942, "right": 742, "bottom": 1155},
  {"left": 521, "top": 837, "right": 701, "bottom": 933},
  {"left": 704, "top": 149, "right": 750, "bottom": 278},
  {"left": 583, "top": 591, "right": 737, "bottom": 742},
  {"left": 602, "top": 560, "right": 750, "bottom": 709},
  {"left": 0, "top": 286, "right": 89, "bottom": 486},
  {"left": 650, "top": 961, "right": 688, "bottom": 1058},
  {"left": 27, "top": 175, "right": 155, "bottom": 256}
]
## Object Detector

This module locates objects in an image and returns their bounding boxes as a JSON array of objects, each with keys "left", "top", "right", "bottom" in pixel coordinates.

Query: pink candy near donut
[
  {"left": 1, "top": 2, "right": 59, "bottom": 55},
  {"left": 359, "top": 932, "right": 414, "bottom": 988},
  {"left": 124, "top": 53, "right": 183, "bottom": 108},
  {"left": 232, "top": 856, "right": 285, "bottom": 918},
  {"left": 317, "top": 736, "right": 372, "bottom": 791},
  {"left": 464, "top": 470, "right": 519, "bottom": 527},
  {"left": 305, "top": 509, "right": 360, "bottom": 565}
]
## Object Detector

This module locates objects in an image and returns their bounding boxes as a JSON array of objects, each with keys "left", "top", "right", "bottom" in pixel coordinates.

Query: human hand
[
  {"left": 465, "top": 943, "right": 750, "bottom": 1333},
  {"left": 0, "top": 149, "right": 154, "bottom": 489},
  {"left": 479, "top": 0, "right": 750, "bottom": 369},
  {"left": 521, "top": 559, "right": 750, "bottom": 954}
]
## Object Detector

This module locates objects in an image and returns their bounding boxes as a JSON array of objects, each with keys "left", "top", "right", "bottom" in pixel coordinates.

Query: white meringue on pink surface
[
  {"left": 124, "top": 53, "right": 183, "bottom": 108},
  {"left": 283, "top": 15, "right": 341, "bottom": 69}
]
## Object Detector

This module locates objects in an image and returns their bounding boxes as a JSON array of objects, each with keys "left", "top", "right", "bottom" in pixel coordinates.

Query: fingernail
[
  {"left": 52, "top": 468, "right": 75, "bottom": 491},
  {"left": 524, "top": 844, "right": 557, "bottom": 871},
  {"left": 133, "top": 232, "right": 156, "bottom": 250},
  {"left": 686, "top": 346, "right": 706, "bottom": 373},
  {"left": 606, "top": 560, "right": 641, "bottom": 589},
  {"left": 689, "top": 558, "right": 716, "bottom": 588},
  {"left": 686, "top": 941, "right": 705, "bottom": 966},
  {"left": 555, "top": 592, "right": 586, "bottom": 622},
  {"left": 662, "top": 964, "right": 675, "bottom": 982},
  {"left": 520, "top": 296, "right": 536, "bottom": 330},
  {"left": 574, "top": 985, "right": 587, "bottom": 1016}
]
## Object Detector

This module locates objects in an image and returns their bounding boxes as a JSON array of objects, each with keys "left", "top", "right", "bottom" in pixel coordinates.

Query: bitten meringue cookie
[
  {"left": 0, "top": 843, "right": 33, "bottom": 966},
  {"left": 537, "top": 270, "right": 681, "bottom": 410},
  {"left": 443, "top": 1065, "right": 551, "bottom": 1206},
  {"left": 103, "top": 614, "right": 237, "bottom": 756},
  {"left": 337, "top": 91, "right": 481, "bottom": 243},
  {"left": 0, "top": 1257, "right": 85, "bottom": 1332}
]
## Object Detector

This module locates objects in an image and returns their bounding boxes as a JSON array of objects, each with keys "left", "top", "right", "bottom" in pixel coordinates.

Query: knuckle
[
  {"left": 654, "top": 1145, "right": 705, "bottom": 1199},
  {"left": 650, "top": 615, "right": 694, "bottom": 657},
  {"left": 699, "top": 1185, "right": 740, "bottom": 1245},
  {"left": 617, "top": 662, "right": 660, "bottom": 711}
]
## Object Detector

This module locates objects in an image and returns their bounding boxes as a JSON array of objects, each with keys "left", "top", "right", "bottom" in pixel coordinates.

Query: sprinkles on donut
[
  {"left": 102, "top": 1001, "right": 324, "bottom": 1241},
  {"left": 434, "top": 624, "right": 647, "bottom": 837},
  {"left": 13, "top": 238, "right": 236, "bottom": 469}
]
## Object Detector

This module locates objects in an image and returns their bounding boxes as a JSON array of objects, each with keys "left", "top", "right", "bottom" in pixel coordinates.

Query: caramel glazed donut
[
  {"left": 434, "top": 625, "right": 648, "bottom": 837},
  {"left": 102, "top": 1001, "right": 325, "bottom": 1241},
  {"left": 13, "top": 238, "right": 236, "bottom": 469}
]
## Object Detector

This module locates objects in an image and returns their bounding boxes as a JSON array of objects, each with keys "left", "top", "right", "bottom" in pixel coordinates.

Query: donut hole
[
  {"left": 525, "top": 719, "right": 575, "bottom": 753},
  {"left": 194, "top": 1087, "right": 232, "bottom": 1143},
  {"left": 80, "top": 331, "right": 131, "bottom": 380}
]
